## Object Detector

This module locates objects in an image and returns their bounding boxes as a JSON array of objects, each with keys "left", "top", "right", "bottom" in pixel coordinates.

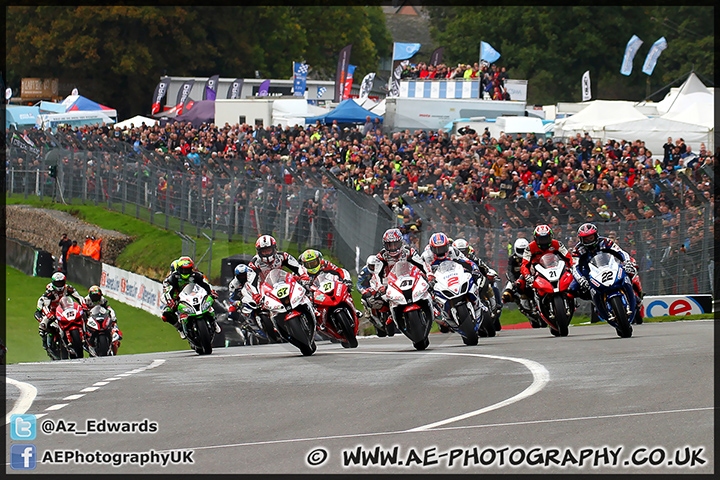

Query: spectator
[{"left": 58, "top": 233, "right": 72, "bottom": 273}]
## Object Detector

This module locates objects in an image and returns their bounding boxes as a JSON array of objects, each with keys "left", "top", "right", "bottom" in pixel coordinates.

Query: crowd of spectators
[
  {"left": 400, "top": 61, "right": 511, "bottom": 100},
  {"left": 6, "top": 113, "right": 715, "bottom": 295}
]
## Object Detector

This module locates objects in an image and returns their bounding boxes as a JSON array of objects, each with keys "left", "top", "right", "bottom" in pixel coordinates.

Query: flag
[
  {"left": 150, "top": 77, "right": 170, "bottom": 115},
  {"left": 620, "top": 35, "right": 644, "bottom": 76},
  {"left": 334, "top": 44, "right": 352, "bottom": 103},
  {"left": 429, "top": 47, "right": 445, "bottom": 66},
  {"left": 581, "top": 70, "right": 591, "bottom": 101},
  {"left": 203, "top": 74, "right": 220, "bottom": 101},
  {"left": 359, "top": 72, "right": 376, "bottom": 99},
  {"left": 258, "top": 79, "right": 270, "bottom": 97},
  {"left": 293, "top": 62, "right": 309, "bottom": 97},
  {"left": 642, "top": 37, "right": 668, "bottom": 76},
  {"left": 480, "top": 41, "right": 501, "bottom": 64},
  {"left": 317, "top": 86, "right": 327, "bottom": 98},
  {"left": 342, "top": 65, "right": 356, "bottom": 100},
  {"left": 175, "top": 80, "right": 195, "bottom": 116},
  {"left": 387, "top": 62, "right": 403, "bottom": 98},
  {"left": 393, "top": 42, "right": 421, "bottom": 61},
  {"left": 227, "top": 78, "right": 244, "bottom": 99}
]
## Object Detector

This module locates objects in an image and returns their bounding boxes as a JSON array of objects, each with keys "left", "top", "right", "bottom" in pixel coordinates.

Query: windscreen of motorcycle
[
  {"left": 535, "top": 252, "right": 565, "bottom": 280},
  {"left": 588, "top": 252, "right": 622, "bottom": 286},
  {"left": 434, "top": 261, "right": 468, "bottom": 298}
]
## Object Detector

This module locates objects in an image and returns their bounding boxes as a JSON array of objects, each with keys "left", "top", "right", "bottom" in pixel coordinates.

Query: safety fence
[{"left": 6, "top": 139, "right": 713, "bottom": 298}]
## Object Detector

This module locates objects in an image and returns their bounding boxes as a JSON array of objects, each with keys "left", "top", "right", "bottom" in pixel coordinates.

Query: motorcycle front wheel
[
  {"left": 195, "top": 319, "right": 213, "bottom": 355},
  {"left": 96, "top": 334, "right": 111, "bottom": 357},
  {"left": 609, "top": 296, "right": 633, "bottom": 338},
  {"left": 455, "top": 303, "right": 479, "bottom": 346},
  {"left": 552, "top": 296, "right": 570, "bottom": 337},
  {"left": 334, "top": 308, "right": 358, "bottom": 348},
  {"left": 68, "top": 329, "right": 84, "bottom": 359}
]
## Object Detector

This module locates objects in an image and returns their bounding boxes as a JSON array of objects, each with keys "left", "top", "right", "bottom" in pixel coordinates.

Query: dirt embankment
[{"left": 6, "top": 205, "right": 133, "bottom": 265}]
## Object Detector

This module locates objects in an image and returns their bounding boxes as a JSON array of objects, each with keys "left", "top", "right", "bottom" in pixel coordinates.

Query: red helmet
[
  {"left": 533, "top": 224, "right": 553, "bottom": 250},
  {"left": 578, "top": 223, "right": 599, "bottom": 248},
  {"left": 255, "top": 235, "right": 277, "bottom": 262},
  {"left": 383, "top": 228, "right": 403, "bottom": 258},
  {"left": 429, "top": 232, "right": 450, "bottom": 258}
]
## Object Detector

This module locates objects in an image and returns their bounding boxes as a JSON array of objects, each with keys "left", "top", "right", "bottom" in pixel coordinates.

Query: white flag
[{"left": 581, "top": 70, "right": 591, "bottom": 101}]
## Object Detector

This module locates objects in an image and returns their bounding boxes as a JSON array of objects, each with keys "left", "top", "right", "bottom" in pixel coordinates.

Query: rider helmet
[
  {"left": 51, "top": 272, "right": 66, "bottom": 291},
  {"left": 300, "top": 249, "right": 323, "bottom": 275},
  {"left": 88, "top": 285, "right": 103, "bottom": 303},
  {"left": 366, "top": 255, "right": 379, "bottom": 273},
  {"left": 255, "top": 235, "right": 277, "bottom": 263},
  {"left": 452, "top": 238, "right": 469, "bottom": 256},
  {"left": 429, "top": 232, "right": 450, "bottom": 258},
  {"left": 533, "top": 225, "right": 553, "bottom": 250},
  {"left": 176, "top": 256, "right": 194, "bottom": 280},
  {"left": 382, "top": 228, "right": 403, "bottom": 258},
  {"left": 577, "top": 223, "right": 599, "bottom": 249},
  {"left": 513, "top": 238, "right": 529, "bottom": 257},
  {"left": 234, "top": 264, "right": 249, "bottom": 284}
]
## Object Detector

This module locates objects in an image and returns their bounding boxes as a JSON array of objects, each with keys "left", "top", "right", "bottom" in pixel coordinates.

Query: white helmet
[
  {"left": 452, "top": 238, "right": 469, "bottom": 255},
  {"left": 366, "top": 255, "right": 380, "bottom": 273},
  {"left": 513, "top": 238, "right": 529, "bottom": 257}
]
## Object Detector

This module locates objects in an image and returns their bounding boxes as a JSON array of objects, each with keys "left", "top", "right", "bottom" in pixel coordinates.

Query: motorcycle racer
[
  {"left": 82, "top": 285, "right": 123, "bottom": 354},
  {"left": 35, "top": 272, "right": 85, "bottom": 348},
  {"left": 518, "top": 225, "right": 574, "bottom": 296},
  {"left": 300, "top": 249, "right": 352, "bottom": 287},
  {"left": 373, "top": 228, "right": 434, "bottom": 289},
  {"left": 161, "top": 256, "right": 220, "bottom": 338},
  {"left": 247, "top": 235, "right": 309, "bottom": 306},
  {"left": 572, "top": 223, "right": 644, "bottom": 319}
]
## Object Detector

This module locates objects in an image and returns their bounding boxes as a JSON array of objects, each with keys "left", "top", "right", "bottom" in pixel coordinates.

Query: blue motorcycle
[{"left": 585, "top": 252, "right": 637, "bottom": 338}]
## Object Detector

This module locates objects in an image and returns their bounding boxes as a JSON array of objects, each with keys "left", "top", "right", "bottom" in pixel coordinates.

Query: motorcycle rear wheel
[{"left": 69, "top": 329, "right": 84, "bottom": 359}]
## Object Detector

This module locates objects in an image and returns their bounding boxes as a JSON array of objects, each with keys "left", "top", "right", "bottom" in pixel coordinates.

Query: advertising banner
[
  {"left": 100, "top": 264, "right": 165, "bottom": 316},
  {"left": 641, "top": 295, "right": 712, "bottom": 318}
]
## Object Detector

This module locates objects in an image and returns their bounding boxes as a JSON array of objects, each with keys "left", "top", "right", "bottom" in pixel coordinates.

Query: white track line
[
  {"left": 165, "top": 406, "right": 713, "bottom": 453},
  {"left": 6, "top": 377, "right": 38, "bottom": 423}
]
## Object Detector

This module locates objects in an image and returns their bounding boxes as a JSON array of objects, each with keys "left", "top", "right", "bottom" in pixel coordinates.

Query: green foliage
[{"left": 6, "top": 6, "right": 392, "bottom": 119}]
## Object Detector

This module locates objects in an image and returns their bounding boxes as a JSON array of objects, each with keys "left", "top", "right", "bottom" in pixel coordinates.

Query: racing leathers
[
  {"left": 373, "top": 244, "right": 434, "bottom": 289},
  {"left": 247, "top": 251, "right": 309, "bottom": 306},
  {"left": 307, "top": 259, "right": 352, "bottom": 286}
]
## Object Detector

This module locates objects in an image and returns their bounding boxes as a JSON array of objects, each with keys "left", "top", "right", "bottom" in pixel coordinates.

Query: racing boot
[
  {"left": 173, "top": 321, "right": 186, "bottom": 339},
  {"left": 501, "top": 289, "right": 513, "bottom": 304}
]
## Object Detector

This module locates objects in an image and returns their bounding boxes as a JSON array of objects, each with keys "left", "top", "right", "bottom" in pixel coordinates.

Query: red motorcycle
[
  {"left": 529, "top": 252, "right": 576, "bottom": 337},
  {"left": 310, "top": 272, "right": 359, "bottom": 348},
  {"left": 55, "top": 296, "right": 86, "bottom": 358}
]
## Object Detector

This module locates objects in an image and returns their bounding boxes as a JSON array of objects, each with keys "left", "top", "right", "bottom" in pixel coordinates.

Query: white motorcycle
[
  {"left": 381, "top": 261, "right": 434, "bottom": 351},
  {"left": 432, "top": 261, "right": 483, "bottom": 346},
  {"left": 261, "top": 269, "right": 318, "bottom": 356}
]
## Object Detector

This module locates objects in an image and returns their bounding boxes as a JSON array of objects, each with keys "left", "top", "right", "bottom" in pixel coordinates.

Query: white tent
[
  {"left": 271, "top": 98, "right": 329, "bottom": 127},
  {"left": 36, "top": 110, "right": 115, "bottom": 130},
  {"left": 604, "top": 117, "right": 713, "bottom": 157},
  {"left": 115, "top": 115, "right": 157, "bottom": 129},
  {"left": 655, "top": 72, "right": 712, "bottom": 114},
  {"left": 553, "top": 100, "right": 647, "bottom": 139},
  {"left": 367, "top": 98, "right": 386, "bottom": 116},
  {"left": 662, "top": 101, "right": 713, "bottom": 130}
]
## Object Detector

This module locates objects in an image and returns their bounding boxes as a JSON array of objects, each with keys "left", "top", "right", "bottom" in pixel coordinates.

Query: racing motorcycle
[
  {"left": 362, "top": 275, "right": 395, "bottom": 337},
  {"left": 310, "top": 272, "right": 359, "bottom": 348},
  {"left": 431, "top": 261, "right": 483, "bottom": 346},
  {"left": 529, "top": 252, "right": 576, "bottom": 337},
  {"left": 84, "top": 305, "right": 115, "bottom": 356},
  {"left": 473, "top": 267, "right": 499, "bottom": 338},
  {"left": 55, "top": 296, "right": 85, "bottom": 359},
  {"left": 382, "top": 261, "right": 434, "bottom": 351},
  {"left": 176, "top": 283, "right": 216, "bottom": 355},
  {"left": 261, "top": 269, "right": 318, "bottom": 356},
  {"left": 586, "top": 252, "right": 637, "bottom": 338},
  {"left": 486, "top": 268, "right": 503, "bottom": 331},
  {"left": 504, "top": 273, "right": 545, "bottom": 328}
]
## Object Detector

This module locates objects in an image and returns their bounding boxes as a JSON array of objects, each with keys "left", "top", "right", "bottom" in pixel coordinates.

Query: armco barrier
[
  {"left": 641, "top": 295, "right": 713, "bottom": 318},
  {"left": 66, "top": 254, "right": 102, "bottom": 289},
  {"left": 6, "top": 237, "right": 55, "bottom": 278}
]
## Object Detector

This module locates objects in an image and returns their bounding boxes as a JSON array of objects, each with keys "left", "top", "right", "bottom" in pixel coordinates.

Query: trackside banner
[
  {"left": 641, "top": 295, "right": 712, "bottom": 318},
  {"left": 100, "top": 264, "right": 165, "bottom": 316}
]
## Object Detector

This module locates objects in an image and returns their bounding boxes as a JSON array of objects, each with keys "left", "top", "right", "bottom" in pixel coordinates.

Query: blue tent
[
  {"left": 60, "top": 94, "right": 117, "bottom": 117},
  {"left": 305, "top": 99, "right": 382, "bottom": 125},
  {"left": 5, "top": 105, "right": 40, "bottom": 128}
]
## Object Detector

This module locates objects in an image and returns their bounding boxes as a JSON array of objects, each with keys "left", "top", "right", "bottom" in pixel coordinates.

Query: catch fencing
[{"left": 6, "top": 133, "right": 714, "bottom": 298}]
